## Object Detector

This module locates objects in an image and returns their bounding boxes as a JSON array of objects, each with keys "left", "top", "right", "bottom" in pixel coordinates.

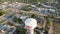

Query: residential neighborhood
[{"left": 0, "top": 0, "right": 60, "bottom": 34}]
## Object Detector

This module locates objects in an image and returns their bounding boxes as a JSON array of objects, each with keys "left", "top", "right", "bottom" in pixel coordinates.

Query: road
[
  {"left": 48, "top": 19, "right": 54, "bottom": 34},
  {"left": 19, "top": 10, "right": 47, "bottom": 16}
]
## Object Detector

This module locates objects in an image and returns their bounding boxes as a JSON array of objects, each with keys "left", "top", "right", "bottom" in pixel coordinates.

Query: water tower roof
[{"left": 25, "top": 18, "right": 37, "bottom": 29}]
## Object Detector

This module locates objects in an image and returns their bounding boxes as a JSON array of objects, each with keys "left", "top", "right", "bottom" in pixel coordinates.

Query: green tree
[
  {"left": 31, "top": 14, "right": 36, "bottom": 18},
  {"left": 13, "top": 18, "right": 18, "bottom": 22},
  {"left": 44, "top": 16, "right": 50, "bottom": 26},
  {"left": 54, "top": 32, "right": 57, "bottom": 34},
  {"left": 13, "top": 18, "right": 23, "bottom": 24},
  {"left": 14, "top": 27, "right": 27, "bottom": 34},
  {"left": 0, "top": 10, "right": 5, "bottom": 16}
]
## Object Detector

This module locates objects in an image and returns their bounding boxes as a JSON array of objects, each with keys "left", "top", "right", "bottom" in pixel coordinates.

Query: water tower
[{"left": 24, "top": 18, "right": 37, "bottom": 34}]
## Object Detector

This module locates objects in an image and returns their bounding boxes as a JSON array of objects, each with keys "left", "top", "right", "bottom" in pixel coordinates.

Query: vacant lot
[{"left": 53, "top": 21, "right": 60, "bottom": 34}]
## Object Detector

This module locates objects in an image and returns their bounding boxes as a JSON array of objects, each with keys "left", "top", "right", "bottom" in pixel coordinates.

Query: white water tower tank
[{"left": 24, "top": 18, "right": 37, "bottom": 29}]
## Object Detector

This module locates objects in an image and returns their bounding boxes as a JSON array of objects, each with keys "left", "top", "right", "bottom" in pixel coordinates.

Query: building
[{"left": 0, "top": 24, "right": 16, "bottom": 34}]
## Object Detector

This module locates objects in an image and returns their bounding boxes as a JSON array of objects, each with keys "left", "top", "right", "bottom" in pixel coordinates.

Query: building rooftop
[{"left": 0, "top": 24, "right": 16, "bottom": 34}]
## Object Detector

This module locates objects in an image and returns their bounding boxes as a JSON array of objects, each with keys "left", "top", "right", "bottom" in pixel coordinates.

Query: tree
[
  {"left": 31, "top": 14, "right": 36, "bottom": 18},
  {"left": 0, "top": 10, "right": 5, "bottom": 16},
  {"left": 47, "top": 18, "right": 51, "bottom": 26},
  {"left": 0, "top": 0, "right": 2, "bottom": 2},
  {"left": 13, "top": 18, "right": 18, "bottom": 22},
  {"left": 53, "top": 32, "right": 57, "bottom": 34},
  {"left": 14, "top": 27, "right": 27, "bottom": 34}
]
